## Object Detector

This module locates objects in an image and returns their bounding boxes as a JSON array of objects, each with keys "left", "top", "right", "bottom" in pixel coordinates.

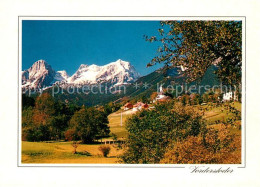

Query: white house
[
  {"left": 222, "top": 91, "right": 238, "bottom": 101},
  {"left": 223, "top": 91, "right": 233, "bottom": 101}
]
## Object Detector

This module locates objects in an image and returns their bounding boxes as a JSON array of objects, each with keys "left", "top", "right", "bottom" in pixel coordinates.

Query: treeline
[{"left": 22, "top": 93, "right": 119, "bottom": 142}]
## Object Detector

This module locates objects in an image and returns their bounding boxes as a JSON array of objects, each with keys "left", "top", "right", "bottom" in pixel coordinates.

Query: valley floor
[{"left": 21, "top": 102, "right": 241, "bottom": 164}]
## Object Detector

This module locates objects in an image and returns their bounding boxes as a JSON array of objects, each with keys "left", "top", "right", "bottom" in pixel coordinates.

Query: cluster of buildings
[
  {"left": 123, "top": 85, "right": 239, "bottom": 112},
  {"left": 124, "top": 85, "right": 172, "bottom": 112},
  {"left": 124, "top": 102, "right": 149, "bottom": 111}
]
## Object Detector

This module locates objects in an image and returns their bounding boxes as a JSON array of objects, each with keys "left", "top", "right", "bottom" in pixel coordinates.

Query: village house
[
  {"left": 222, "top": 91, "right": 238, "bottom": 102},
  {"left": 124, "top": 102, "right": 133, "bottom": 110},
  {"left": 132, "top": 102, "right": 149, "bottom": 111},
  {"left": 157, "top": 96, "right": 172, "bottom": 102}
]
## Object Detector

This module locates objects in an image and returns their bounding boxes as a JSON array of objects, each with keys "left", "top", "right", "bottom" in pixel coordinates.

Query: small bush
[{"left": 98, "top": 145, "right": 111, "bottom": 157}]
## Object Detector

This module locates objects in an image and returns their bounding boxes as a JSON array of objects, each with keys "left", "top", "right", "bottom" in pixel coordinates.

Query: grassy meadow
[
  {"left": 21, "top": 109, "right": 131, "bottom": 164},
  {"left": 21, "top": 102, "right": 241, "bottom": 164},
  {"left": 107, "top": 109, "right": 133, "bottom": 139},
  {"left": 22, "top": 141, "right": 122, "bottom": 164}
]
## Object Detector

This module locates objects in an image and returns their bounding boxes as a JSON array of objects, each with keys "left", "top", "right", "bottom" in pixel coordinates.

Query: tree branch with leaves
[{"left": 145, "top": 21, "right": 242, "bottom": 85}]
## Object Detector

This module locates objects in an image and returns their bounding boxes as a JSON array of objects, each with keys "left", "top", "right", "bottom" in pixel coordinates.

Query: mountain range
[{"left": 22, "top": 59, "right": 140, "bottom": 91}]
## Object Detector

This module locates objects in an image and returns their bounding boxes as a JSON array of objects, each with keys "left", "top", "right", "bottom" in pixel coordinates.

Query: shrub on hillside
[{"left": 99, "top": 145, "right": 111, "bottom": 157}]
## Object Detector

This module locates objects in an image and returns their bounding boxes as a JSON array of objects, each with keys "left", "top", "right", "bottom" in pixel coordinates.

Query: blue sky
[{"left": 22, "top": 20, "right": 163, "bottom": 76}]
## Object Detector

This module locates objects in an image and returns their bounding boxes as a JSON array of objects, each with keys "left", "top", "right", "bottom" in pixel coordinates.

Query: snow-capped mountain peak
[
  {"left": 22, "top": 60, "right": 68, "bottom": 90},
  {"left": 27, "top": 59, "right": 54, "bottom": 79},
  {"left": 67, "top": 59, "right": 140, "bottom": 85},
  {"left": 22, "top": 60, "right": 56, "bottom": 89},
  {"left": 112, "top": 59, "right": 131, "bottom": 70}
]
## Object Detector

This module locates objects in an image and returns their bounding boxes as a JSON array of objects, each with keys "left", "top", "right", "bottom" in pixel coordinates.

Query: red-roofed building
[
  {"left": 132, "top": 102, "right": 149, "bottom": 111},
  {"left": 124, "top": 102, "right": 133, "bottom": 110},
  {"left": 142, "top": 103, "right": 149, "bottom": 109}
]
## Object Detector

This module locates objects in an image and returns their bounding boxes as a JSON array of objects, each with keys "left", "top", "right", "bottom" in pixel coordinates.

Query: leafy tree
[
  {"left": 102, "top": 102, "right": 121, "bottom": 116},
  {"left": 140, "top": 94, "right": 149, "bottom": 103},
  {"left": 67, "top": 104, "right": 81, "bottom": 116},
  {"left": 22, "top": 106, "right": 34, "bottom": 127},
  {"left": 22, "top": 93, "right": 55, "bottom": 141},
  {"left": 49, "top": 114, "right": 68, "bottom": 140},
  {"left": 181, "top": 95, "right": 190, "bottom": 105},
  {"left": 67, "top": 107, "right": 110, "bottom": 143},
  {"left": 24, "top": 125, "right": 51, "bottom": 142},
  {"left": 22, "top": 93, "right": 73, "bottom": 141},
  {"left": 34, "top": 93, "right": 56, "bottom": 116},
  {"left": 190, "top": 94, "right": 202, "bottom": 105},
  {"left": 198, "top": 95, "right": 203, "bottom": 105},
  {"left": 120, "top": 102, "right": 204, "bottom": 163},
  {"left": 150, "top": 92, "right": 158, "bottom": 101},
  {"left": 22, "top": 94, "right": 35, "bottom": 110},
  {"left": 145, "top": 21, "right": 242, "bottom": 85},
  {"left": 64, "top": 128, "right": 78, "bottom": 141},
  {"left": 202, "top": 93, "right": 209, "bottom": 103},
  {"left": 22, "top": 106, "right": 34, "bottom": 141}
]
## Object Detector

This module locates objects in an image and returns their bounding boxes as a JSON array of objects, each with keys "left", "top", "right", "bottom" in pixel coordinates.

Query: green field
[
  {"left": 107, "top": 110, "right": 133, "bottom": 139},
  {"left": 21, "top": 102, "right": 241, "bottom": 164},
  {"left": 203, "top": 102, "right": 241, "bottom": 125}
]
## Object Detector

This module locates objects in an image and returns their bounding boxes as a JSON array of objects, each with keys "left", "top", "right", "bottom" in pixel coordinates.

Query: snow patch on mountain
[{"left": 54, "top": 70, "right": 69, "bottom": 81}]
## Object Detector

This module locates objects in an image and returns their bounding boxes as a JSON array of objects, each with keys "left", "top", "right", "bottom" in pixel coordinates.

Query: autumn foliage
[
  {"left": 161, "top": 124, "right": 241, "bottom": 164},
  {"left": 145, "top": 21, "right": 242, "bottom": 85},
  {"left": 120, "top": 101, "right": 241, "bottom": 164},
  {"left": 22, "top": 93, "right": 110, "bottom": 143},
  {"left": 120, "top": 102, "right": 205, "bottom": 164}
]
